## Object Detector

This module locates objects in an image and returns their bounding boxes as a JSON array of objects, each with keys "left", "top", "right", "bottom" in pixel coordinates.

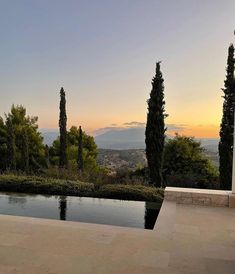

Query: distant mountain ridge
[
  {"left": 40, "top": 127, "right": 219, "bottom": 152},
  {"left": 40, "top": 129, "right": 59, "bottom": 146},
  {"left": 95, "top": 127, "right": 146, "bottom": 149},
  {"left": 94, "top": 127, "right": 219, "bottom": 151}
]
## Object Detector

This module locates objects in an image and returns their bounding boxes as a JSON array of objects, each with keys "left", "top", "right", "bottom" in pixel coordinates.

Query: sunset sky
[{"left": 0, "top": 0, "right": 235, "bottom": 137}]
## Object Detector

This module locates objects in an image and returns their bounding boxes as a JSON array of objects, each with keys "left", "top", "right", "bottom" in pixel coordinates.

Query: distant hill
[
  {"left": 40, "top": 129, "right": 59, "bottom": 146},
  {"left": 95, "top": 127, "right": 219, "bottom": 151},
  {"left": 40, "top": 128, "right": 219, "bottom": 169},
  {"left": 198, "top": 138, "right": 219, "bottom": 152},
  {"left": 40, "top": 127, "right": 220, "bottom": 157},
  {"left": 95, "top": 127, "right": 145, "bottom": 149},
  {"left": 97, "top": 149, "right": 146, "bottom": 170},
  {"left": 97, "top": 148, "right": 219, "bottom": 171}
]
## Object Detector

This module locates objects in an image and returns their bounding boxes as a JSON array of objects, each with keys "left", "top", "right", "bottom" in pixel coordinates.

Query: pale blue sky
[{"left": 0, "top": 0, "right": 235, "bottom": 136}]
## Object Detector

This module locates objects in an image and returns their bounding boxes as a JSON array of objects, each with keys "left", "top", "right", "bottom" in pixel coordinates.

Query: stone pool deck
[{"left": 0, "top": 199, "right": 235, "bottom": 273}]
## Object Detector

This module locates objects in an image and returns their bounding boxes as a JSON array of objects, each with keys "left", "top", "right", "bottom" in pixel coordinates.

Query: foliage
[
  {"left": 96, "top": 184, "right": 164, "bottom": 202},
  {"left": 0, "top": 174, "right": 163, "bottom": 202},
  {"left": 5, "top": 116, "right": 16, "bottom": 170},
  {"left": 22, "top": 128, "right": 29, "bottom": 172},
  {"left": 0, "top": 117, "right": 7, "bottom": 169},
  {"left": 219, "top": 44, "right": 235, "bottom": 190},
  {"left": 50, "top": 126, "right": 98, "bottom": 173},
  {"left": 145, "top": 62, "right": 166, "bottom": 187},
  {"left": 2, "top": 105, "right": 45, "bottom": 171},
  {"left": 105, "top": 167, "right": 147, "bottom": 185},
  {"left": 163, "top": 134, "right": 219, "bottom": 188},
  {"left": 0, "top": 174, "right": 94, "bottom": 196},
  {"left": 59, "top": 87, "right": 68, "bottom": 168},
  {"left": 77, "top": 126, "right": 84, "bottom": 172},
  {"left": 43, "top": 163, "right": 108, "bottom": 186}
]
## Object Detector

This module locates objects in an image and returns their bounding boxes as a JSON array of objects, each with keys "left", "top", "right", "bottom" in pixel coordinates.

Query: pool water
[{"left": 0, "top": 192, "right": 161, "bottom": 229}]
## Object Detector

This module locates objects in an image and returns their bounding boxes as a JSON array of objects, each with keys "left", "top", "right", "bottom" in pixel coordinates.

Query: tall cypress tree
[
  {"left": 145, "top": 62, "right": 167, "bottom": 188},
  {"left": 77, "top": 126, "right": 84, "bottom": 172},
  {"left": 59, "top": 87, "right": 68, "bottom": 168},
  {"left": 6, "top": 116, "right": 16, "bottom": 170},
  {"left": 219, "top": 44, "right": 235, "bottom": 190}
]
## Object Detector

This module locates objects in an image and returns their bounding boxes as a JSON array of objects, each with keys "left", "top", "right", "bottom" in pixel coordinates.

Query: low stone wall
[{"left": 164, "top": 187, "right": 232, "bottom": 207}]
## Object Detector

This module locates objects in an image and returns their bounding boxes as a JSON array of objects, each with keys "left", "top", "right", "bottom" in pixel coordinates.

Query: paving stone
[{"left": 0, "top": 199, "right": 234, "bottom": 273}]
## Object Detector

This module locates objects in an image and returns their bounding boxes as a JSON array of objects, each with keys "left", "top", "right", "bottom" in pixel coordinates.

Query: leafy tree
[
  {"left": 164, "top": 134, "right": 219, "bottom": 188},
  {"left": 22, "top": 128, "right": 29, "bottom": 173},
  {"left": 5, "top": 105, "right": 45, "bottom": 171},
  {"left": 59, "top": 87, "right": 67, "bottom": 168},
  {"left": 45, "top": 145, "right": 50, "bottom": 168},
  {"left": 77, "top": 126, "right": 84, "bottom": 172},
  {"left": 145, "top": 62, "right": 167, "bottom": 187},
  {"left": 50, "top": 126, "right": 98, "bottom": 170},
  {"left": 219, "top": 44, "right": 235, "bottom": 190},
  {"left": 5, "top": 117, "right": 16, "bottom": 170},
  {"left": 0, "top": 117, "right": 7, "bottom": 170}
]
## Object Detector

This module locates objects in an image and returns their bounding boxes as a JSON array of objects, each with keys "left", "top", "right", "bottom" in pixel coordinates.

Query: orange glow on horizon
[{"left": 168, "top": 125, "right": 219, "bottom": 138}]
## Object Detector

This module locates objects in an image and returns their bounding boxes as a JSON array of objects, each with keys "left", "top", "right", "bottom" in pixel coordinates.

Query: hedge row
[{"left": 0, "top": 174, "right": 164, "bottom": 202}]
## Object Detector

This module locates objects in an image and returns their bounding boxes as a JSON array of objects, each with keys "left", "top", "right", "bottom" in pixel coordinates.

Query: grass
[{"left": 0, "top": 174, "right": 164, "bottom": 202}]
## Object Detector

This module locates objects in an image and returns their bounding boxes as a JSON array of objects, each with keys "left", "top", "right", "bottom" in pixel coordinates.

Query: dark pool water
[{"left": 0, "top": 192, "right": 161, "bottom": 229}]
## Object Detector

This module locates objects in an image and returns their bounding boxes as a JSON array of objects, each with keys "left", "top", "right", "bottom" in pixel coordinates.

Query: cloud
[
  {"left": 123, "top": 121, "right": 146, "bottom": 127},
  {"left": 94, "top": 122, "right": 187, "bottom": 136},
  {"left": 94, "top": 121, "right": 146, "bottom": 135},
  {"left": 166, "top": 124, "right": 187, "bottom": 132},
  {"left": 93, "top": 126, "right": 123, "bottom": 136}
]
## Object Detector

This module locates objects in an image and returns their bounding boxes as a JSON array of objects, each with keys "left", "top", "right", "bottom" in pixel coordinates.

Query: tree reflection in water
[
  {"left": 144, "top": 202, "right": 160, "bottom": 229},
  {"left": 59, "top": 196, "right": 67, "bottom": 221}
]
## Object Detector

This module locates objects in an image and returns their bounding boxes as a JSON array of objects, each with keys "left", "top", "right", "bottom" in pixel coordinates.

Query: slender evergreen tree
[
  {"left": 59, "top": 87, "right": 68, "bottom": 168},
  {"left": 77, "top": 126, "right": 84, "bottom": 172},
  {"left": 145, "top": 62, "right": 167, "bottom": 187},
  {"left": 219, "top": 44, "right": 235, "bottom": 190},
  {"left": 5, "top": 116, "right": 16, "bottom": 170}
]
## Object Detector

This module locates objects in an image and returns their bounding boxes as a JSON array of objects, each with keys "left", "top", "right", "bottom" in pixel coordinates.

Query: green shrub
[
  {"left": 0, "top": 174, "right": 94, "bottom": 196},
  {"left": 96, "top": 184, "right": 164, "bottom": 202},
  {"left": 0, "top": 174, "right": 163, "bottom": 202}
]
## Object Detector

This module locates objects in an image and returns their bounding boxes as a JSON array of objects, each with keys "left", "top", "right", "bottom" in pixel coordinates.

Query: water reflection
[
  {"left": 59, "top": 196, "right": 67, "bottom": 221},
  {"left": 8, "top": 195, "right": 27, "bottom": 207},
  {"left": 144, "top": 202, "right": 160, "bottom": 229},
  {"left": 0, "top": 192, "right": 161, "bottom": 229}
]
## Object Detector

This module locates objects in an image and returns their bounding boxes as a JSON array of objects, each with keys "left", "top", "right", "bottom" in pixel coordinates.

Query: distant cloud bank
[{"left": 93, "top": 121, "right": 188, "bottom": 136}]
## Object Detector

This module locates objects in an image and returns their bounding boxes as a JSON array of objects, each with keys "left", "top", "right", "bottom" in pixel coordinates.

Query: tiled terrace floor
[{"left": 0, "top": 200, "right": 235, "bottom": 273}]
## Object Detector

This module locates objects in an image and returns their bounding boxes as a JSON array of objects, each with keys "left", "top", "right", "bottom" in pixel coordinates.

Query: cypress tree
[
  {"left": 77, "top": 126, "right": 84, "bottom": 172},
  {"left": 59, "top": 87, "right": 68, "bottom": 168},
  {"left": 145, "top": 62, "right": 167, "bottom": 188},
  {"left": 6, "top": 117, "right": 16, "bottom": 170},
  {"left": 219, "top": 44, "right": 235, "bottom": 190}
]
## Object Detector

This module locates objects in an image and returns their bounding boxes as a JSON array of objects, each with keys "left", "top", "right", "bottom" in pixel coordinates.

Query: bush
[
  {"left": 0, "top": 174, "right": 94, "bottom": 196},
  {"left": 165, "top": 174, "right": 220, "bottom": 189},
  {"left": 163, "top": 135, "right": 219, "bottom": 188},
  {"left": 96, "top": 184, "right": 164, "bottom": 202},
  {"left": 0, "top": 174, "right": 163, "bottom": 202}
]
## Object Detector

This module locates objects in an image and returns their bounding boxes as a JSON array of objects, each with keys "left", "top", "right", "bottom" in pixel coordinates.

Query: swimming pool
[{"left": 0, "top": 192, "right": 161, "bottom": 229}]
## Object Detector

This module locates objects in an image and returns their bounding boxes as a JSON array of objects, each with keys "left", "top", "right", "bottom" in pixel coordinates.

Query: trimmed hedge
[
  {"left": 0, "top": 174, "right": 163, "bottom": 202},
  {"left": 0, "top": 175, "right": 94, "bottom": 196},
  {"left": 96, "top": 184, "right": 164, "bottom": 202}
]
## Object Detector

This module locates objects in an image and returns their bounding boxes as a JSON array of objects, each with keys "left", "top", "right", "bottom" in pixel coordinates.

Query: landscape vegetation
[{"left": 0, "top": 42, "right": 234, "bottom": 202}]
